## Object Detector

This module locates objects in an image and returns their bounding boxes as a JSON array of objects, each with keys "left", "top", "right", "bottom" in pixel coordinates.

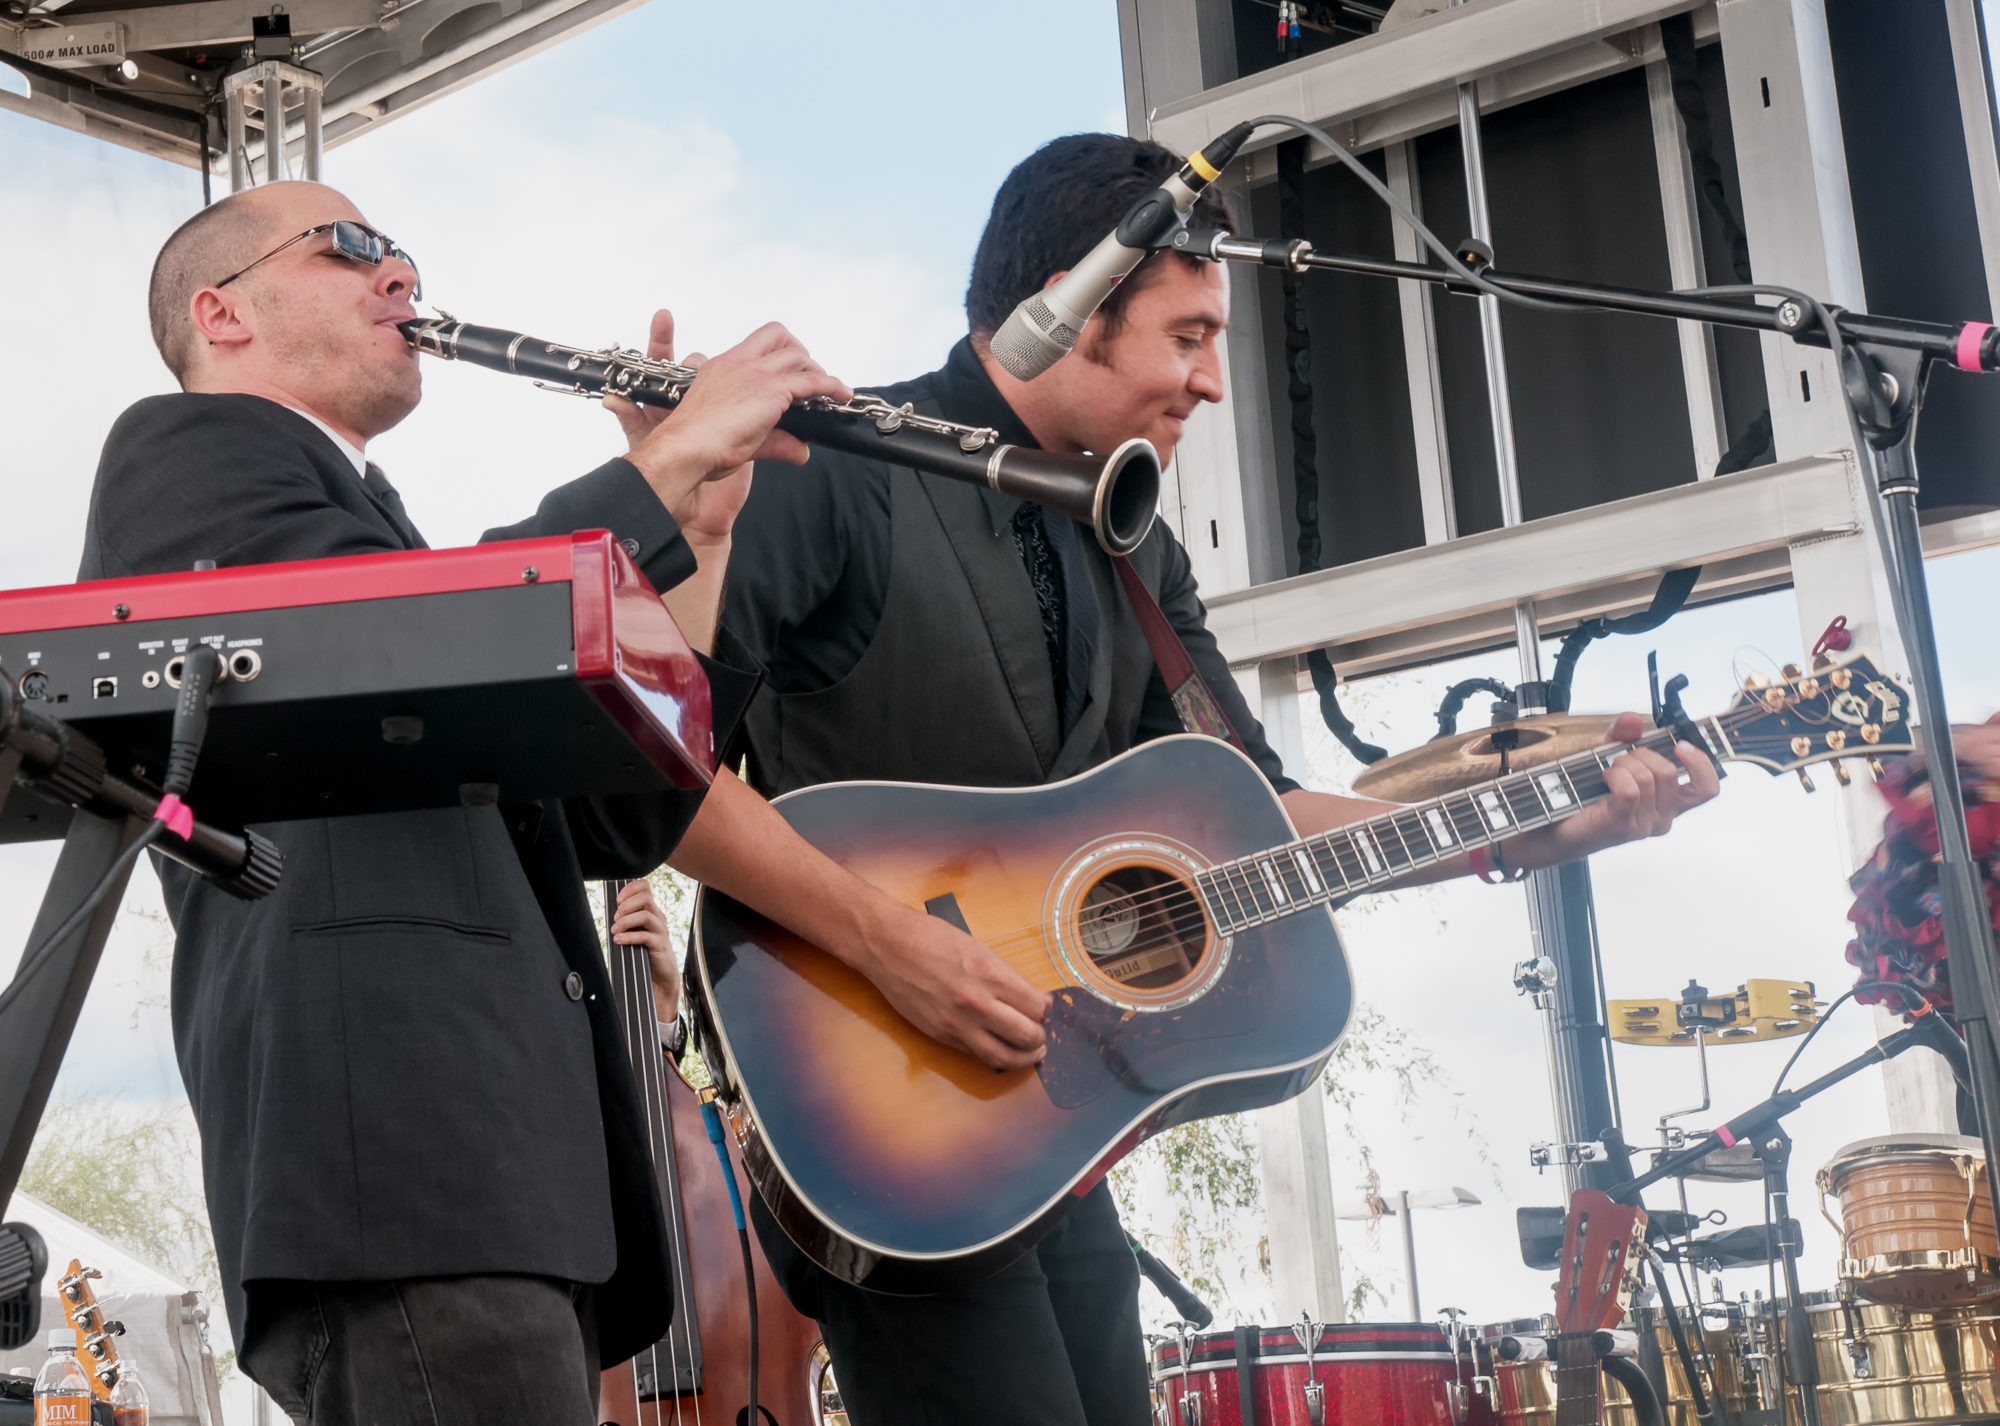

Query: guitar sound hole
[{"left": 1076, "top": 866, "right": 1206, "bottom": 990}]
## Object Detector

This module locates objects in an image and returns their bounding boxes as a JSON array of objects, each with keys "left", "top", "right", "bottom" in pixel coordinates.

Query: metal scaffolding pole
[
  {"left": 1451, "top": 57, "right": 1622, "bottom": 1197},
  {"left": 221, "top": 62, "right": 327, "bottom": 194}
]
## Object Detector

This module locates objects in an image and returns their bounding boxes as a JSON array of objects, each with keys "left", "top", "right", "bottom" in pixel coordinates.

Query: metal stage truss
[
  {"left": 1116, "top": 0, "right": 2000, "bottom": 1322},
  {"left": 0, "top": 0, "right": 648, "bottom": 180}
]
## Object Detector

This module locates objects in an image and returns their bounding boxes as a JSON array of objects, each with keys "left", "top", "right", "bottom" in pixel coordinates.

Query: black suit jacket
[{"left": 78, "top": 392, "right": 742, "bottom": 1368}]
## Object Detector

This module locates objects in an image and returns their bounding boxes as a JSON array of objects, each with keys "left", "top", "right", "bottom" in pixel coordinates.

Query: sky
[{"left": 3, "top": 0, "right": 2000, "bottom": 1398}]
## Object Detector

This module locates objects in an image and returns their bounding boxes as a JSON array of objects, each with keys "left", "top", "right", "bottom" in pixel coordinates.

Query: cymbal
[{"left": 1350, "top": 714, "right": 1622, "bottom": 803}]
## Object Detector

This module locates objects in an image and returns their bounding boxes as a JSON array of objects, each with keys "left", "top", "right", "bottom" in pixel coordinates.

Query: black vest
[{"left": 738, "top": 426, "right": 1178, "bottom": 797}]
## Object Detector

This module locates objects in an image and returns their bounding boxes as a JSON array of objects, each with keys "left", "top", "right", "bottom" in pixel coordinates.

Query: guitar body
[{"left": 691, "top": 735, "right": 1353, "bottom": 1293}]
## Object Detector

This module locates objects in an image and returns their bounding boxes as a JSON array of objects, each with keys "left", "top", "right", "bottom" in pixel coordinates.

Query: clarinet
[{"left": 399, "top": 315, "right": 1161, "bottom": 556}]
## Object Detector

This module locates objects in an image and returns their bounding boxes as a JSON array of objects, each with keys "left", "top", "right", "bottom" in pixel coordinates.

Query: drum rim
[{"left": 1823, "top": 1132, "right": 1986, "bottom": 1177}]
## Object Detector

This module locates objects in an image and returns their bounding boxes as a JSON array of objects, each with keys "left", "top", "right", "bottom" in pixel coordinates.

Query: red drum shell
[{"left": 1149, "top": 1323, "right": 1493, "bottom": 1426}]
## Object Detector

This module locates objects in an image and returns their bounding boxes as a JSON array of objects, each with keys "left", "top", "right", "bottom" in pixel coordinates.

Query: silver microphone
[{"left": 988, "top": 123, "right": 1257, "bottom": 382}]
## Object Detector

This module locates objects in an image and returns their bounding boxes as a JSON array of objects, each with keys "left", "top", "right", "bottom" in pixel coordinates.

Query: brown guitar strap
[{"left": 1111, "top": 554, "right": 1249, "bottom": 754}]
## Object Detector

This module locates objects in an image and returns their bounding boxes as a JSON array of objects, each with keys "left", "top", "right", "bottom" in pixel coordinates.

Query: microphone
[{"left": 988, "top": 121, "right": 1259, "bottom": 382}]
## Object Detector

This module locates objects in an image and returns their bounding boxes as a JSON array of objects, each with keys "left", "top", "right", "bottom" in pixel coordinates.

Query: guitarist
[{"left": 711, "top": 133, "right": 1719, "bottom": 1426}]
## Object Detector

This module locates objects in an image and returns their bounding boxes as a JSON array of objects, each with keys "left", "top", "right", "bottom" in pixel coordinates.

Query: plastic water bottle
[
  {"left": 32, "top": 1329, "right": 92, "bottom": 1425},
  {"left": 109, "top": 1365, "right": 148, "bottom": 1426}
]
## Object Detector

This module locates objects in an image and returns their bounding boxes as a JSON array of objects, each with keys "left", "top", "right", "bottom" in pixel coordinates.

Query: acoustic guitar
[
  {"left": 1553, "top": 1191, "right": 1649, "bottom": 1426},
  {"left": 691, "top": 653, "right": 1909, "bottom": 1293}
]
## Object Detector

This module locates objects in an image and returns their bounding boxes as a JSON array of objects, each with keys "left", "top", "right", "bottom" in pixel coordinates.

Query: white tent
[{"left": 0, "top": 1193, "right": 223, "bottom": 1426}]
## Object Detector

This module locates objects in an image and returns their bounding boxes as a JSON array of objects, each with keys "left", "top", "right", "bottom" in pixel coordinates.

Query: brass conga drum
[
  {"left": 1820, "top": 1133, "right": 2000, "bottom": 1306},
  {"left": 1788, "top": 1289, "right": 2000, "bottom": 1424}
]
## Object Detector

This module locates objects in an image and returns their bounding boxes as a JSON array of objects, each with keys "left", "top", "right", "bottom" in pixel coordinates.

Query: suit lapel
[
  {"left": 914, "top": 473, "right": 1063, "bottom": 773},
  {"left": 1045, "top": 546, "right": 1118, "bottom": 781}
]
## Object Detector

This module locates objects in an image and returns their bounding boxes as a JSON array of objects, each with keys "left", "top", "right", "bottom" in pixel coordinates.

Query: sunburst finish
[{"left": 691, "top": 736, "right": 1353, "bottom": 1293}]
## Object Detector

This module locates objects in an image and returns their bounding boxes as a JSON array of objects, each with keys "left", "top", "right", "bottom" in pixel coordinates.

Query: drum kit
[
  {"left": 1143, "top": 703, "right": 2000, "bottom": 1426},
  {"left": 1145, "top": 1134, "right": 2000, "bottom": 1426}
]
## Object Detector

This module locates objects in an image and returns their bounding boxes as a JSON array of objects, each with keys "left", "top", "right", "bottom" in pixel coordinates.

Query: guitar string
[
  {"left": 953, "top": 713, "right": 1754, "bottom": 969},
  {"left": 614, "top": 895, "right": 676, "bottom": 1426},
  {"left": 1014, "top": 699, "right": 1786, "bottom": 952},
  {"left": 612, "top": 886, "right": 694, "bottom": 1426},
  {"left": 962, "top": 746, "right": 1634, "bottom": 963}
]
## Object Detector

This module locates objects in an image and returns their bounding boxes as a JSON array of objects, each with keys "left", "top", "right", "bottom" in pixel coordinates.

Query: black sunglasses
[{"left": 215, "top": 220, "right": 422, "bottom": 301}]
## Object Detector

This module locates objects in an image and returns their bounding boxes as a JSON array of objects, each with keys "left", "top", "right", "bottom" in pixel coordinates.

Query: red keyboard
[{"left": 0, "top": 531, "right": 712, "bottom": 839}]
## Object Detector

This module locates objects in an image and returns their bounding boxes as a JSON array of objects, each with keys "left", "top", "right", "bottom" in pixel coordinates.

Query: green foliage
[
  {"left": 19, "top": 1097, "right": 219, "bottom": 1310},
  {"left": 1113, "top": 997, "right": 1481, "bottom": 1328}
]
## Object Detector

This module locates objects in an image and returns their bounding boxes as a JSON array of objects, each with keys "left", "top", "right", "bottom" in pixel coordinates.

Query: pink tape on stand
[
  {"left": 152, "top": 793, "right": 195, "bottom": 841},
  {"left": 1956, "top": 322, "right": 1992, "bottom": 372}
]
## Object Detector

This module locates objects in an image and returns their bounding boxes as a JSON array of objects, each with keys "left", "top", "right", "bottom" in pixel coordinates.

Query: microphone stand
[{"left": 1182, "top": 225, "right": 2000, "bottom": 1224}]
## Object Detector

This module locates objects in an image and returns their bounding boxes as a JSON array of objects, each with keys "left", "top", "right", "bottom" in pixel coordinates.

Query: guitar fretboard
[
  {"left": 1553, "top": 1333, "right": 1603, "bottom": 1426},
  {"left": 1193, "top": 726, "right": 1688, "bottom": 935}
]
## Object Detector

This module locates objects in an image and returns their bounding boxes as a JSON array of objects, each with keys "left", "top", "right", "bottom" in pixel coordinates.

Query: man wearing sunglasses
[{"left": 76, "top": 179, "right": 1022, "bottom": 1426}]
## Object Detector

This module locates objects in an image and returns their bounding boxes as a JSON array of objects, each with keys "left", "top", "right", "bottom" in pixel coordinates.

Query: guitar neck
[
  {"left": 1553, "top": 1333, "right": 1604, "bottom": 1426},
  {"left": 1194, "top": 726, "right": 1687, "bottom": 935}
]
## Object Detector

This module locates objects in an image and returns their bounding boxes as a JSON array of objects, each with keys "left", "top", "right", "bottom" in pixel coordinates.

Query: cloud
[{"left": 338, "top": 92, "right": 970, "bottom": 547}]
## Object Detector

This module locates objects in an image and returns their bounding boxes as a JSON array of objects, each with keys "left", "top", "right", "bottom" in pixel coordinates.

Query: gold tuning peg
[
  {"left": 1745, "top": 671, "right": 1772, "bottom": 690},
  {"left": 1831, "top": 760, "right": 1852, "bottom": 787},
  {"left": 1797, "top": 768, "right": 1817, "bottom": 793},
  {"left": 1781, "top": 663, "right": 1804, "bottom": 681},
  {"left": 1868, "top": 756, "right": 1887, "bottom": 782}
]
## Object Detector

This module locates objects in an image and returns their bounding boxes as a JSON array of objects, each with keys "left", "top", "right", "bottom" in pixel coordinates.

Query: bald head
[
  {"left": 149, "top": 185, "right": 300, "bottom": 384},
  {"left": 150, "top": 181, "right": 423, "bottom": 443}
]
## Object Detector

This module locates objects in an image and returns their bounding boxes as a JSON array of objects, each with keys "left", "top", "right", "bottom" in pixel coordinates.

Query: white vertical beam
[
  {"left": 1721, "top": 2, "right": 1955, "bottom": 1128},
  {"left": 1384, "top": 141, "right": 1458, "bottom": 544},
  {"left": 1645, "top": 42, "right": 1728, "bottom": 479},
  {"left": 1173, "top": 333, "right": 1257, "bottom": 597},
  {"left": 1944, "top": 0, "right": 2000, "bottom": 319},
  {"left": 1715, "top": 0, "right": 1864, "bottom": 460},
  {"left": 1250, "top": 657, "right": 1347, "bottom": 1322}
]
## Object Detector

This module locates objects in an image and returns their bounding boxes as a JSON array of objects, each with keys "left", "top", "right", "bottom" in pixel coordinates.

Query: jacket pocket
[{"left": 290, "top": 915, "right": 511, "bottom": 943}]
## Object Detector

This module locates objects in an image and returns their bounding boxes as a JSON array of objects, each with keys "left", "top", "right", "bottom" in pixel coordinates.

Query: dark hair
[{"left": 965, "top": 132, "right": 1235, "bottom": 339}]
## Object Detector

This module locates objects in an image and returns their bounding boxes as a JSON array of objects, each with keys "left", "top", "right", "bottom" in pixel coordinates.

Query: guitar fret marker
[
  {"left": 1424, "top": 808, "right": 1455, "bottom": 847},
  {"left": 1478, "top": 789, "right": 1511, "bottom": 829},
  {"left": 1353, "top": 828, "right": 1384, "bottom": 876},
  {"left": 1259, "top": 859, "right": 1289, "bottom": 904},
  {"left": 1538, "top": 772, "right": 1574, "bottom": 809},
  {"left": 1293, "top": 849, "right": 1323, "bottom": 895}
]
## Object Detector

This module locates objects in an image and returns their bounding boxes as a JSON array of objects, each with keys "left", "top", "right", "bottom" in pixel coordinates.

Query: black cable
[
  {"left": 1771, "top": 981, "right": 1927, "bottom": 1096},
  {"left": 0, "top": 821, "right": 165, "bottom": 1021},
  {"left": 1306, "top": 650, "right": 1387, "bottom": 764},
  {"left": 1279, "top": 137, "right": 1320, "bottom": 579},
  {"left": 1657, "top": 16, "right": 1753, "bottom": 286},
  {"left": 736, "top": 1226, "right": 760, "bottom": 1426},
  {"left": 1546, "top": 566, "right": 1703, "bottom": 714},
  {"left": 1432, "top": 677, "right": 1515, "bottom": 738}
]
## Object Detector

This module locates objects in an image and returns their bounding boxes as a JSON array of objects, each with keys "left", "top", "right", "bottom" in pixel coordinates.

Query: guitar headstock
[
  {"left": 1555, "top": 1190, "right": 1647, "bottom": 1334},
  {"left": 57, "top": 1259, "right": 124, "bottom": 1399},
  {"left": 1710, "top": 651, "right": 1914, "bottom": 783}
]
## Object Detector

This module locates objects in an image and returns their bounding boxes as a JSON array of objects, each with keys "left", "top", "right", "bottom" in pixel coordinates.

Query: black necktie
[
  {"left": 1040, "top": 506, "right": 1099, "bottom": 738},
  {"left": 361, "top": 462, "right": 425, "bottom": 549}
]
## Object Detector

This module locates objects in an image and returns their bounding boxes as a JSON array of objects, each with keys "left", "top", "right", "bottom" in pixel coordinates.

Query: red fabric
[
  {"left": 1111, "top": 555, "right": 1248, "bottom": 753},
  {"left": 1846, "top": 751, "right": 2000, "bottom": 1025}
]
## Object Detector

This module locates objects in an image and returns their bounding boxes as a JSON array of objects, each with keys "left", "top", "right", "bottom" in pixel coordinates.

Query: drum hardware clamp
[
  {"left": 1530, "top": 1139, "right": 1610, "bottom": 1172},
  {"left": 1291, "top": 1312, "right": 1327, "bottom": 1426},
  {"left": 1437, "top": 1308, "right": 1495, "bottom": 1422},
  {"left": 1511, "top": 956, "right": 1557, "bottom": 1008},
  {"left": 1170, "top": 1320, "right": 1202, "bottom": 1426}
]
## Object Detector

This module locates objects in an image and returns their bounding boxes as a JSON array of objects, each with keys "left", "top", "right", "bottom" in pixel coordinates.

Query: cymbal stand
[{"left": 1751, "top": 1124, "right": 1820, "bottom": 1426}]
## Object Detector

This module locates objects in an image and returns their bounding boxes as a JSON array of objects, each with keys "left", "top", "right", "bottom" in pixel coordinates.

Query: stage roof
[{"left": 0, "top": 0, "right": 645, "bottom": 171}]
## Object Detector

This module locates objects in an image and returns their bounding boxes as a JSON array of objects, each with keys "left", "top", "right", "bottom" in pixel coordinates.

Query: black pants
[
  {"left": 240, "top": 1275, "right": 599, "bottom": 1426},
  {"left": 756, "top": 1183, "right": 1150, "bottom": 1426}
]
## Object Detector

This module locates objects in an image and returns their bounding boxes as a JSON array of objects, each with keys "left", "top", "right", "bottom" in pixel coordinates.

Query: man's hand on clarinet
[
  {"left": 606, "top": 309, "right": 850, "bottom": 537},
  {"left": 611, "top": 876, "right": 682, "bottom": 1027}
]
